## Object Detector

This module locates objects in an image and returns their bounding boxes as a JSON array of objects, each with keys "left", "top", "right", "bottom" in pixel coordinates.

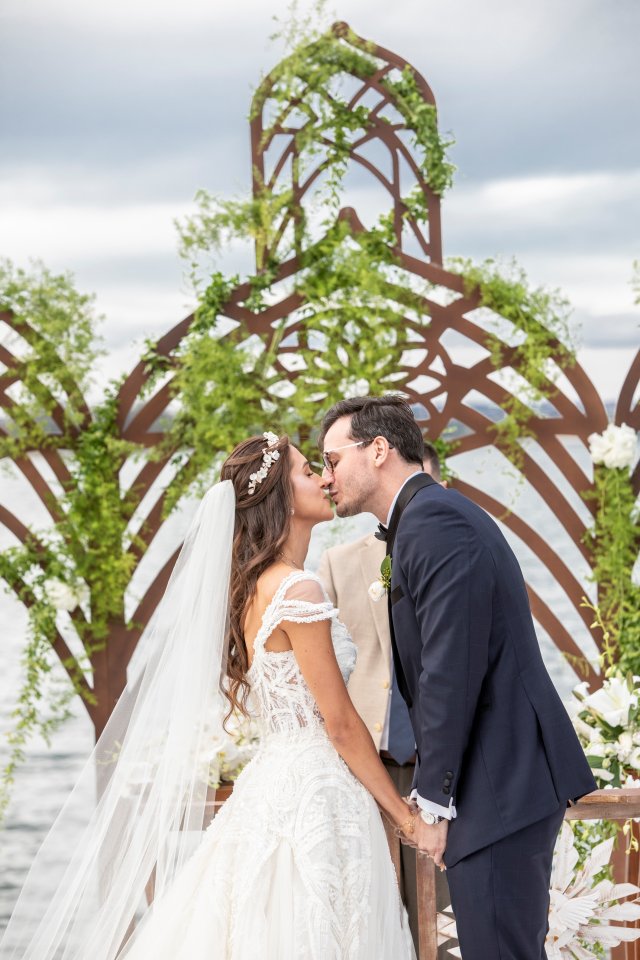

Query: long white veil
[{"left": 0, "top": 480, "right": 236, "bottom": 959}]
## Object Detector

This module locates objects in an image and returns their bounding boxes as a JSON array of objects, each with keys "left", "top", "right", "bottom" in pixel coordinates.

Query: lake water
[{"left": 0, "top": 442, "right": 599, "bottom": 939}]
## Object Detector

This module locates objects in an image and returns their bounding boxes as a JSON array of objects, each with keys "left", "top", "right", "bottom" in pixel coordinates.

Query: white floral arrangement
[
  {"left": 588, "top": 422, "right": 637, "bottom": 471},
  {"left": 42, "top": 577, "right": 90, "bottom": 612},
  {"left": 546, "top": 821, "right": 640, "bottom": 958},
  {"left": 203, "top": 709, "right": 261, "bottom": 789},
  {"left": 569, "top": 673, "right": 640, "bottom": 788}
]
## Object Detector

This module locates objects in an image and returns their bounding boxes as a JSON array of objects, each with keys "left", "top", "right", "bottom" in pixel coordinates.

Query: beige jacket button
[{"left": 374, "top": 722, "right": 382, "bottom": 732}]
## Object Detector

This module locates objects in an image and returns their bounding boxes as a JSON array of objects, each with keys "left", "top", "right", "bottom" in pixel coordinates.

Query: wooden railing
[
  {"left": 200, "top": 786, "right": 640, "bottom": 960},
  {"left": 381, "top": 790, "right": 640, "bottom": 960}
]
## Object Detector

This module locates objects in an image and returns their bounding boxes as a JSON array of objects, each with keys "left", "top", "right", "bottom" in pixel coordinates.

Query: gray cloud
[
  {"left": 1, "top": 0, "right": 637, "bottom": 400},
  {"left": 2, "top": 0, "right": 639, "bottom": 193}
]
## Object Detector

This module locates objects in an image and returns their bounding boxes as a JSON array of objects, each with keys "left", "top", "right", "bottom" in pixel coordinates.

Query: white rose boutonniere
[
  {"left": 368, "top": 555, "right": 392, "bottom": 603},
  {"left": 368, "top": 580, "right": 386, "bottom": 603},
  {"left": 588, "top": 422, "right": 637, "bottom": 470}
]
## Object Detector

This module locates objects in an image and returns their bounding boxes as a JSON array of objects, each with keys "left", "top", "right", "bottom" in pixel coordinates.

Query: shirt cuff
[{"left": 411, "top": 789, "right": 457, "bottom": 820}]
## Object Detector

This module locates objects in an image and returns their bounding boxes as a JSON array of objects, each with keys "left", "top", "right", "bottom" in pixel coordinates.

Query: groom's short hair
[{"left": 320, "top": 395, "right": 425, "bottom": 467}]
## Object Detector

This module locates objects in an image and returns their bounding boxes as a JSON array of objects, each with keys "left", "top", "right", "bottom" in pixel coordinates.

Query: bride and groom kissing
[{"left": 3, "top": 394, "right": 595, "bottom": 960}]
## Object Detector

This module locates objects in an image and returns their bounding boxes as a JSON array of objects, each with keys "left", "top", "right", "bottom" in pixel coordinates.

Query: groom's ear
[{"left": 371, "top": 435, "right": 392, "bottom": 467}]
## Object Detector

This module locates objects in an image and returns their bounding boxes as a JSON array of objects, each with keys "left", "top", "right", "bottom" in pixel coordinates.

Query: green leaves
[
  {"left": 382, "top": 67, "right": 456, "bottom": 196},
  {"left": 583, "top": 466, "right": 640, "bottom": 676},
  {"left": 450, "top": 256, "right": 575, "bottom": 470},
  {"left": 379, "top": 555, "right": 392, "bottom": 592},
  {"left": 0, "top": 260, "right": 101, "bottom": 458}
]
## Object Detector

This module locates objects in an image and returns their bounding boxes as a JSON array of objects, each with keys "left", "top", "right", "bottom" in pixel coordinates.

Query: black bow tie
[{"left": 374, "top": 523, "right": 388, "bottom": 542}]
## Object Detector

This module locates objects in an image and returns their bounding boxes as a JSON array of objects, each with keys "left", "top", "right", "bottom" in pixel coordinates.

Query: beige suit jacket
[{"left": 317, "top": 534, "right": 392, "bottom": 750}]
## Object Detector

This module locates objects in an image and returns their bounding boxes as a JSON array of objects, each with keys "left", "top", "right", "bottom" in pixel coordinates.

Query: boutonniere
[{"left": 368, "top": 555, "right": 392, "bottom": 603}]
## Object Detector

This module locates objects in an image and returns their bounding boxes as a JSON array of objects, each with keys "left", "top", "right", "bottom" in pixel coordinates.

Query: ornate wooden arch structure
[{"left": 1, "top": 22, "right": 638, "bottom": 738}]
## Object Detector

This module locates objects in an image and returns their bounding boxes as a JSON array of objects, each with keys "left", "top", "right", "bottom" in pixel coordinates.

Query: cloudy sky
[{"left": 1, "top": 0, "right": 638, "bottom": 402}]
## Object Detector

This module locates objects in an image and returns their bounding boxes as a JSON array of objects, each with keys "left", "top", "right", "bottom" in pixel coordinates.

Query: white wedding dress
[{"left": 122, "top": 570, "right": 416, "bottom": 959}]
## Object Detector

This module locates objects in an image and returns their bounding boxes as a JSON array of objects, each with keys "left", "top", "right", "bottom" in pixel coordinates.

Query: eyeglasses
[{"left": 322, "top": 441, "right": 369, "bottom": 473}]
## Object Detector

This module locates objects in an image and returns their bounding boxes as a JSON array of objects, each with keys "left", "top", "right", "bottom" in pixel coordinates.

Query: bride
[{"left": 1, "top": 432, "right": 417, "bottom": 959}]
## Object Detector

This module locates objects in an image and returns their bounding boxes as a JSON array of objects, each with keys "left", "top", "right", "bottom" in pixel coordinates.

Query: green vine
[
  {"left": 582, "top": 463, "right": 640, "bottom": 676},
  {"left": 450, "top": 257, "right": 576, "bottom": 470}
]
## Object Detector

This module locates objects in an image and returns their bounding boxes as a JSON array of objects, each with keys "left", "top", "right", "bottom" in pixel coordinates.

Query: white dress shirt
[{"left": 385, "top": 473, "right": 457, "bottom": 821}]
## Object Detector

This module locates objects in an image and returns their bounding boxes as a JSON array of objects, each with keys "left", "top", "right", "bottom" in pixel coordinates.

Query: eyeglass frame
[{"left": 322, "top": 440, "right": 372, "bottom": 473}]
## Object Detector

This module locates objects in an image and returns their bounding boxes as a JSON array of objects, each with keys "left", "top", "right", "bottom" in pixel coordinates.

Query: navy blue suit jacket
[{"left": 388, "top": 480, "right": 596, "bottom": 867}]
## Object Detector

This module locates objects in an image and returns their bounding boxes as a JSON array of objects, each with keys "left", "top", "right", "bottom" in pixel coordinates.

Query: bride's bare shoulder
[
  {"left": 256, "top": 561, "right": 295, "bottom": 599},
  {"left": 252, "top": 565, "right": 324, "bottom": 615}
]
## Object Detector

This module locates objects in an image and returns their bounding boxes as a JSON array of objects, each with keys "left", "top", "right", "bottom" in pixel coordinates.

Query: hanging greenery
[
  {"left": 450, "top": 257, "right": 576, "bottom": 468},
  {"left": 583, "top": 424, "right": 640, "bottom": 676}
]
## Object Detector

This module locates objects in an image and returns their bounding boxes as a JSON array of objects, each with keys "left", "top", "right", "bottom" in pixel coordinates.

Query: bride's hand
[{"left": 394, "top": 798, "right": 419, "bottom": 846}]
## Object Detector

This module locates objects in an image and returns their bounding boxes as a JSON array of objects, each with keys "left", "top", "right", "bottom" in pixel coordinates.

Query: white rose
[
  {"left": 588, "top": 422, "right": 637, "bottom": 470},
  {"left": 43, "top": 578, "right": 84, "bottom": 612},
  {"left": 368, "top": 580, "right": 386, "bottom": 603}
]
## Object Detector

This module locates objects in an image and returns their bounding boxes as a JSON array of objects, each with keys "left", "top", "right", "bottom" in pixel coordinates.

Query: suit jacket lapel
[
  {"left": 385, "top": 472, "right": 437, "bottom": 708},
  {"left": 386, "top": 472, "right": 437, "bottom": 557}
]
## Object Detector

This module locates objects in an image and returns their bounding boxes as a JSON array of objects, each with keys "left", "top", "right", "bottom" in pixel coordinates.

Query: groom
[{"left": 320, "top": 395, "right": 596, "bottom": 960}]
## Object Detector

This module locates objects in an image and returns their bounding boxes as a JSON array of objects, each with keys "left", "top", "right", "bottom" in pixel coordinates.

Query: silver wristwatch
[{"left": 419, "top": 809, "right": 445, "bottom": 825}]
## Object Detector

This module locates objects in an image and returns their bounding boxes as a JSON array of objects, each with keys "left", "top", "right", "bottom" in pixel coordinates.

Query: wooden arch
[{"left": 1, "top": 23, "right": 639, "bottom": 737}]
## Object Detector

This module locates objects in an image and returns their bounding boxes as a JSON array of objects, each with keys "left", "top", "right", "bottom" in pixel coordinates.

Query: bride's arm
[{"left": 284, "top": 616, "right": 415, "bottom": 836}]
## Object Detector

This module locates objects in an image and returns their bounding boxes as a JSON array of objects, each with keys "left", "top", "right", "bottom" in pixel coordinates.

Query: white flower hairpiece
[{"left": 248, "top": 432, "right": 281, "bottom": 495}]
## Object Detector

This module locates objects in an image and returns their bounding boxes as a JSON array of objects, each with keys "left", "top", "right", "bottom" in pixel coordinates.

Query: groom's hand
[{"left": 415, "top": 818, "right": 448, "bottom": 870}]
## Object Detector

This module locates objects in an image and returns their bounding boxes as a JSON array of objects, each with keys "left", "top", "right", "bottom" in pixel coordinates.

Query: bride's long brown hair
[{"left": 220, "top": 434, "right": 293, "bottom": 717}]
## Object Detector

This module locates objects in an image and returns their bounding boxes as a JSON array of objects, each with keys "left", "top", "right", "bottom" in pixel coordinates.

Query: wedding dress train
[{"left": 122, "top": 570, "right": 415, "bottom": 959}]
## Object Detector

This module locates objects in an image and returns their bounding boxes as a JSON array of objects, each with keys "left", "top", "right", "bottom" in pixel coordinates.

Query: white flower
[
  {"left": 572, "top": 681, "right": 591, "bottom": 700},
  {"left": 43, "top": 578, "right": 89, "bottom": 612},
  {"left": 584, "top": 675, "right": 637, "bottom": 728},
  {"left": 200, "top": 709, "right": 261, "bottom": 788},
  {"left": 546, "top": 821, "right": 640, "bottom": 958},
  {"left": 617, "top": 731, "right": 635, "bottom": 764},
  {"left": 588, "top": 422, "right": 637, "bottom": 470},
  {"left": 368, "top": 580, "right": 386, "bottom": 603}
]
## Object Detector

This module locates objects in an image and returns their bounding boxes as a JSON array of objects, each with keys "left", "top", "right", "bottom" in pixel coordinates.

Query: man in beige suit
[{"left": 317, "top": 441, "right": 449, "bottom": 953}]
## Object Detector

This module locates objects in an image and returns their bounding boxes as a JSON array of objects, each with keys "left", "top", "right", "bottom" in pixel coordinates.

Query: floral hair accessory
[{"left": 248, "top": 432, "right": 281, "bottom": 495}]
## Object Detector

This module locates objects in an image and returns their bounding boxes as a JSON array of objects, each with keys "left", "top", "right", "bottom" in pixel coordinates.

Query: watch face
[{"left": 421, "top": 810, "right": 436, "bottom": 825}]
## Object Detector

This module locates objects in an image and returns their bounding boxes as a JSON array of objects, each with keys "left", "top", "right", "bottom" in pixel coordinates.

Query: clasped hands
[{"left": 397, "top": 798, "right": 448, "bottom": 871}]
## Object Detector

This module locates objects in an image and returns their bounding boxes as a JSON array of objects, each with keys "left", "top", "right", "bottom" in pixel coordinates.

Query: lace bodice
[{"left": 247, "top": 571, "right": 357, "bottom": 736}]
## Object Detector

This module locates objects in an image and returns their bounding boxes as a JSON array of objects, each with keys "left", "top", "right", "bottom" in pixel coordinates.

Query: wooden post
[{"left": 416, "top": 852, "right": 439, "bottom": 960}]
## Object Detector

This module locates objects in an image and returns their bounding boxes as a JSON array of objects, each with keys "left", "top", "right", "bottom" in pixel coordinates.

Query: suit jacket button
[
  {"left": 443, "top": 778, "right": 451, "bottom": 787},
  {"left": 445, "top": 771, "right": 454, "bottom": 778},
  {"left": 443, "top": 787, "right": 450, "bottom": 795}
]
